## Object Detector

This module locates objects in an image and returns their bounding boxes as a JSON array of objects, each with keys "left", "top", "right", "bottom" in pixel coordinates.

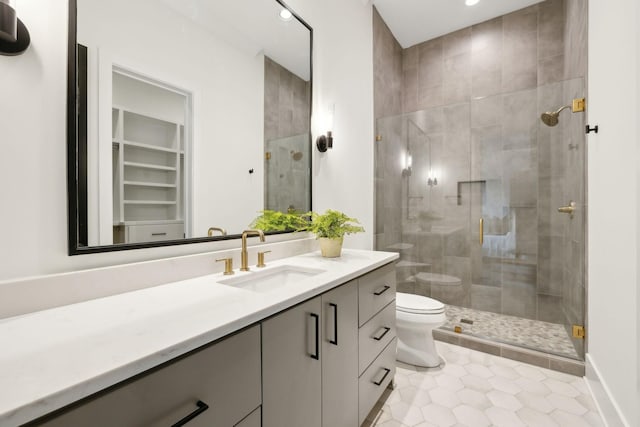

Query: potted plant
[
  {"left": 249, "top": 210, "right": 308, "bottom": 232},
  {"left": 306, "top": 209, "right": 365, "bottom": 257}
]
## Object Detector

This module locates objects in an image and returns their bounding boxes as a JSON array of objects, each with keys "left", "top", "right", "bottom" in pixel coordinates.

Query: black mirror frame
[{"left": 67, "top": 0, "right": 313, "bottom": 255}]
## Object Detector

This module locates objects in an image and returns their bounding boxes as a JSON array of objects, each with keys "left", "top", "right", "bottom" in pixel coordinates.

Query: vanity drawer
[
  {"left": 358, "top": 262, "right": 396, "bottom": 326},
  {"left": 359, "top": 300, "right": 396, "bottom": 375},
  {"left": 358, "top": 338, "right": 397, "bottom": 426},
  {"left": 126, "top": 223, "right": 184, "bottom": 243},
  {"left": 38, "top": 325, "right": 261, "bottom": 427}
]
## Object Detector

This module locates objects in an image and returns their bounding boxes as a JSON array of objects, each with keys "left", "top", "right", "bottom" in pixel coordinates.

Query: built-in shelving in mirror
[{"left": 67, "top": 0, "right": 312, "bottom": 254}]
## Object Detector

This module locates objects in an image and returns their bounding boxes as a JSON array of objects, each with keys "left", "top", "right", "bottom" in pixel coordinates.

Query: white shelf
[
  {"left": 123, "top": 200, "right": 177, "bottom": 205},
  {"left": 118, "top": 139, "right": 178, "bottom": 154},
  {"left": 113, "top": 104, "right": 184, "bottom": 126},
  {"left": 123, "top": 181, "right": 177, "bottom": 188},
  {"left": 123, "top": 161, "right": 177, "bottom": 171}
]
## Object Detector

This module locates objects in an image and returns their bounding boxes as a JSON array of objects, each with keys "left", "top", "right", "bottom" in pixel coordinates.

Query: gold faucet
[
  {"left": 240, "top": 229, "right": 265, "bottom": 271},
  {"left": 208, "top": 227, "right": 227, "bottom": 236}
]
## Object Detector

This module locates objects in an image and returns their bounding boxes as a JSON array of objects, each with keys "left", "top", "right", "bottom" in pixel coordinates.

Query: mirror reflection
[{"left": 72, "top": 0, "right": 311, "bottom": 250}]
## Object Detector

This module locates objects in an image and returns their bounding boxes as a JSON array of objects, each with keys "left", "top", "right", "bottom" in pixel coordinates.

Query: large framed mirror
[{"left": 67, "top": 0, "right": 313, "bottom": 255}]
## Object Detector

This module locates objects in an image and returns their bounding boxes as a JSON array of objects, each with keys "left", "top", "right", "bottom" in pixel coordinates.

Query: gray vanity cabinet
[
  {"left": 262, "top": 296, "right": 323, "bottom": 427},
  {"left": 321, "top": 280, "right": 359, "bottom": 427},
  {"left": 35, "top": 325, "right": 261, "bottom": 427}
]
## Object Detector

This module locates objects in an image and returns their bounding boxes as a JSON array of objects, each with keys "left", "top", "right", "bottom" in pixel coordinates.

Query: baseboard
[{"left": 585, "top": 354, "right": 631, "bottom": 427}]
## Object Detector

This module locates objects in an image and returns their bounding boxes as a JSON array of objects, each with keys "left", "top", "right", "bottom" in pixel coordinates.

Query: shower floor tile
[{"left": 440, "top": 305, "right": 580, "bottom": 360}]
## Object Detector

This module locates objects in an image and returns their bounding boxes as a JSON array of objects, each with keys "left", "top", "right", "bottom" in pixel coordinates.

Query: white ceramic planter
[{"left": 319, "top": 237, "right": 343, "bottom": 258}]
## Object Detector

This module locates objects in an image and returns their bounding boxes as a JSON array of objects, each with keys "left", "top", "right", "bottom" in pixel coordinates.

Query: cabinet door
[
  {"left": 262, "top": 297, "right": 322, "bottom": 427},
  {"left": 322, "top": 281, "right": 359, "bottom": 427},
  {"left": 37, "top": 325, "right": 261, "bottom": 427}
]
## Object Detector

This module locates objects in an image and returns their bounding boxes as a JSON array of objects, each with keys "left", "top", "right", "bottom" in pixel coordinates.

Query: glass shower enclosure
[{"left": 375, "top": 77, "right": 587, "bottom": 361}]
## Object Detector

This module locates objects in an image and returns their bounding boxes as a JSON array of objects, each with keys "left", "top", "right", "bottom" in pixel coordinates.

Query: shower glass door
[{"left": 374, "top": 77, "right": 586, "bottom": 361}]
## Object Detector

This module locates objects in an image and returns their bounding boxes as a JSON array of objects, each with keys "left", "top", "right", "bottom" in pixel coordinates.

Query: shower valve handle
[{"left": 558, "top": 201, "right": 576, "bottom": 219}]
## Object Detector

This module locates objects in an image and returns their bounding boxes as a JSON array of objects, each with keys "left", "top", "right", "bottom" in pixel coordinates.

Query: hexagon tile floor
[{"left": 363, "top": 341, "right": 604, "bottom": 427}]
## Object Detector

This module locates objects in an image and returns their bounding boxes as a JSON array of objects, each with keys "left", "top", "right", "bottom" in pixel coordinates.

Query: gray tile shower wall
[{"left": 373, "top": 0, "right": 587, "bottom": 354}]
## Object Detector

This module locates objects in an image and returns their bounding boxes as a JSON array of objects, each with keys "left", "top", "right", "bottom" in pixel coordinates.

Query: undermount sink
[{"left": 218, "top": 265, "right": 325, "bottom": 292}]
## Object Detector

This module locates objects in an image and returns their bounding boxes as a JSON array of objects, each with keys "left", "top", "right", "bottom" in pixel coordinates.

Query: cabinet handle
[
  {"left": 310, "top": 313, "right": 319, "bottom": 360},
  {"left": 151, "top": 232, "right": 168, "bottom": 236},
  {"left": 373, "top": 368, "right": 391, "bottom": 386},
  {"left": 171, "top": 400, "right": 209, "bottom": 427},
  {"left": 372, "top": 326, "right": 391, "bottom": 341},
  {"left": 329, "top": 303, "right": 338, "bottom": 345},
  {"left": 374, "top": 285, "right": 391, "bottom": 296}
]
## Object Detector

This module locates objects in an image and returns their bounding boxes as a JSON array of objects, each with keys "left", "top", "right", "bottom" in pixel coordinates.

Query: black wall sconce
[
  {"left": 316, "top": 131, "right": 333, "bottom": 152},
  {"left": 0, "top": 0, "right": 29, "bottom": 56},
  {"left": 316, "top": 104, "right": 335, "bottom": 153}
]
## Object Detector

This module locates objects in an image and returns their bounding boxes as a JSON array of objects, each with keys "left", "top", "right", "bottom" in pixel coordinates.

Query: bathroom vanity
[{"left": 0, "top": 250, "right": 398, "bottom": 426}]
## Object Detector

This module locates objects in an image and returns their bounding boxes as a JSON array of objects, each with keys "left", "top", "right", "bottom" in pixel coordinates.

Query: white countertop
[{"left": 0, "top": 249, "right": 398, "bottom": 426}]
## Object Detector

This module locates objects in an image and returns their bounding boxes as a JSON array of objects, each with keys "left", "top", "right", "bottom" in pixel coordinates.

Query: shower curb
[{"left": 433, "top": 329, "right": 585, "bottom": 377}]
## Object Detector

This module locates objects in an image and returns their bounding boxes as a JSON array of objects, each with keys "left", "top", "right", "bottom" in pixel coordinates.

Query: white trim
[{"left": 585, "top": 354, "right": 631, "bottom": 427}]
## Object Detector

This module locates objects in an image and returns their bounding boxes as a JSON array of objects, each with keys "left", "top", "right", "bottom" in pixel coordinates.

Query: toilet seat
[{"left": 397, "top": 292, "right": 445, "bottom": 315}]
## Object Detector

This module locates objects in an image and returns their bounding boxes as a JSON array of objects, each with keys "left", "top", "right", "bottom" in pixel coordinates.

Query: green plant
[
  {"left": 249, "top": 210, "right": 308, "bottom": 232},
  {"left": 306, "top": 209, "right": 364, "bottom": 239}
]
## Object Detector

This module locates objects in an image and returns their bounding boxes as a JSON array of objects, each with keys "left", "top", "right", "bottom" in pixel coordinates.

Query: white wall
[
  {"left": 587, "top": 0, "right": 639, "bottom": 425},
  {"left": 286, "top": 0, "right": 375, "bottom": 251},
  {"left": 0, "top": 0, "right": 374, "bottom": 282}
]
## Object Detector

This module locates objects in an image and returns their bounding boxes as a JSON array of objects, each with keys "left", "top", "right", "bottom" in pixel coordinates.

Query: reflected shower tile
[
  {"left": 537, "top": 235, "right": 564, "bottom": 296},
  {"left": 514, "top": 207, "right": 538, "bottom": 256},
  {"left": 471, "top": 96, "right": 501, "bottom": 128},
  {"left": 412, "top": 108, "right": 444, "bottom": 134},
  {"left": 471, "top": 126, "right": 502, "bottom": 181},
  {"left": 472, "top": 17, "right": 502, "bottom": 52},
  {"left": 564, "top": 0, "right": 588, "bottom": 79},
  {"left": 537, "top": 294, "right": 565, "bottom": 324},
  {"left": 502, "top": 275, "right": 537, "bottom": 320},
  {"left": 471, "top": 284, "right": 503, "bottom": 313},
  {"left": 444, "top": 103, "right": 471, "bottom": 133},
  {"left": 510, "top": 174, "right": 537, "bottom": 208}
]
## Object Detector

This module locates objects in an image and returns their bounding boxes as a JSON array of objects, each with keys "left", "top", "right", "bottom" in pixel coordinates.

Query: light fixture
[
  {"left": 316, "top": 104, "right": 335, "bottom": 152},
  {"left": 279, "top": 8, "right": 293, "bottom": 22},
  {"left": 427, "top": 169, "right": 438, "bottom": 186},
  {"left": 465, "top": 0, "right": 480, "bottom": 6},
  {"left": 402, "top": 151, "right": 412, "bottom": 177},
  {"left": 0, "top": 0, "right": 29, "bottom": 56}
]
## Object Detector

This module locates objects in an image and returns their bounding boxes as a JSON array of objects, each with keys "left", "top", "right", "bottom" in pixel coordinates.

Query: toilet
[{"left": 396, "top": 292, "right": 446, "bottom": 368}]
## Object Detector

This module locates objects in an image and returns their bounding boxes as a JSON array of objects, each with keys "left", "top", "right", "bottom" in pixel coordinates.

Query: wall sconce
[
  {"left": 316, "top": 104, "right": 334, "bottom": 152},
  {"left": 427, "top": 171, "right": 438, "bottom": 186},
  {"left": 0, "top": 0, "right": 30, "bottom": 56},
  {"left": 402, "top": 150, "right": 412, "bottom": 177}
]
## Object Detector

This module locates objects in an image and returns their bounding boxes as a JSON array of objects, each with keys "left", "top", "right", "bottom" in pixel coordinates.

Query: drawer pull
[
  {"left": 310, "top": 313, "right": 320, "bottom": 360},
  {"left": 329, "top": 303, "right": 338, "bottom": 345},
  {"left": 151, "top": 232, "right": 167, "bottom": 236},
  {"left": 373, "top": 285, "right": 391, "bottom": 296},
  {"left": 373, "top": 368, "right": 391, "bottom": 386},
  {"left": 372, "top": 326, "right": 391, "bottom": 341},
  {"left": 171, "top": 400, "right": 209, "bottom": 427}
]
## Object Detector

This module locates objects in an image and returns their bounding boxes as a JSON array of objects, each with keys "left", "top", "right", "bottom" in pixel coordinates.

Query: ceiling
[
  {"left": 372, "top": 0, "right": 545, "bottom": 48},
  {"left": 160, "top": 0, "right": 311, "bottom": 80}
]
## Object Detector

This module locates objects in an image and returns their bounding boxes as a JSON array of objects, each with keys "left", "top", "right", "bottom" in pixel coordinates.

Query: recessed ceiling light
[
  {"left": 465, "top": 0, "right": 480, "bottom": 6},
  {"left": 279, "top": 8, "right": 293, "bottom": 22}
]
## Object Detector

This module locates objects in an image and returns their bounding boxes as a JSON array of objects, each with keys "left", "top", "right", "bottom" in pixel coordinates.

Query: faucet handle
[
  {"left": 257, "top": 251, "right": 271, "bottom": 268},
  {"left": 215, "top": 257, "right": 234, "bottom": 275}
]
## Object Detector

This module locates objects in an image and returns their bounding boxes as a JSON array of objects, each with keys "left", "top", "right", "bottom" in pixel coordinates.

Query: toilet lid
[{"left": 397, "top": 292, "right": 445, "bottom": 314}]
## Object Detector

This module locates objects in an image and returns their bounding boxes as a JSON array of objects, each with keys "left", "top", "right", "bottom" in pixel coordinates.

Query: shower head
[{"left": 540, "top": 105, "right": 571, "bottom": 127}]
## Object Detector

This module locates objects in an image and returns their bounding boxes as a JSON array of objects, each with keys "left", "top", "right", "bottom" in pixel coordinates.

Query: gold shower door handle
[
  {"left": 479, "top": 218, "right": 484, "bottom": 245},
  {"left": 558, "top": 201, "right": 576, "bottom": 219}
]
